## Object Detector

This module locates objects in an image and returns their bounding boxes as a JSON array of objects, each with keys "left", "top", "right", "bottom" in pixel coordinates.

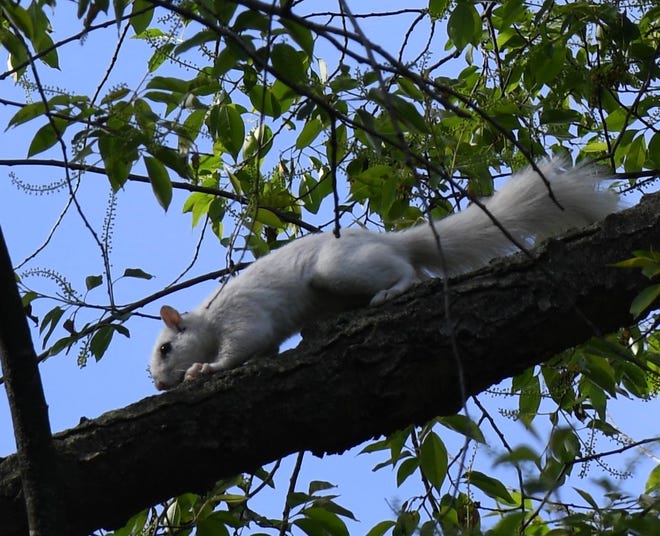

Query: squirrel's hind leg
[
  {"left": 368, "top": 265, "right": 418, "bottom": 305},
  {"left": 313, "top": 240, "right": 420, "bottom": 306}
]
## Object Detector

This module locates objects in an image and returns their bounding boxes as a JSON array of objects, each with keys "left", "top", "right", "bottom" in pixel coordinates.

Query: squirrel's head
[{"left": 149, "top": 305, "right": 218, "bottom": 390}]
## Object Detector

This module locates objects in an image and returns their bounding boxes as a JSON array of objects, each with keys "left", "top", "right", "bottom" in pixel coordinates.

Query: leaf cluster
[{"left": 2, "top": 0, "right": 660, "bottom": 535}]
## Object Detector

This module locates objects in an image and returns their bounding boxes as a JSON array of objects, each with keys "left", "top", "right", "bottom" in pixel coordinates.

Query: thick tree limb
[
  {"left": 0, "top": 227, "right": 70, "bottom": 534},
  {"left": 0, "top": 194, "right": 659, "bottom": 535}
]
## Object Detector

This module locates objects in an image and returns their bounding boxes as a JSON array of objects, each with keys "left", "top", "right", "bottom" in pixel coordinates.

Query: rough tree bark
[
  {"left": 0, "top": 194, "right": 658, "bottom": 535},
  {"left": 0, "top": 227, "right": 70, "bottom": 534}
]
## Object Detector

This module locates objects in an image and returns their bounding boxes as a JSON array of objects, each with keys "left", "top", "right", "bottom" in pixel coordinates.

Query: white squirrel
[{"left": 149, "top": 157, "right": 619, "bottom": 390}]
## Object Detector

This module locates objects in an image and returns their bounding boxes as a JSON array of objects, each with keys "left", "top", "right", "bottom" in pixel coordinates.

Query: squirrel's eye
[{"left": 160, "top": 342, "right": 172, "bottom": 358}]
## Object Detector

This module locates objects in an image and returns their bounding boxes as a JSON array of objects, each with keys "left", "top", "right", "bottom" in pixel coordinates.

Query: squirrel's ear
[{"left": 160, "top": 305, "right": 182, "bottom": 330}]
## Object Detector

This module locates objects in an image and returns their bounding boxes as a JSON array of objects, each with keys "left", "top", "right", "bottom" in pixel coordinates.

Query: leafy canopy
[{"left": 1, "top": 0, "right": 660, "bottom": 534}]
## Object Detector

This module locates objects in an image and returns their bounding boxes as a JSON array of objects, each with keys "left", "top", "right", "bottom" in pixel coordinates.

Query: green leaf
[
  {"left": 147, "top": 42, "right": 174, "bottom": 72},
  {"left": 583, "top": 355, "right": 617, "bottom": 396},
  {"left": 540, "top": 108, "right": 581, "bottom": 125},
  {"left": 613, "top": 256, "right": 653, "bottom": 269},
  {"left": 211, "top": 494, "right": 247, "bottom": 507},
  {"left": 625, "top": 135, "right": 646, "bottom": 172},
  {"left": 85, "top": 274, "right": 103, "bottom": 291},
  {"left": 429, "top": 0, "right": 451, "bottom": 20},
  {"left": 394, "top": 510, "right": 419, "bottom": 536},
  {"left": 649, "top": 133, "right": 660, "bottom": 168},
  {"left": 365, "top": 521, "right": 397, "bottom": 536},
  {"left": 174, "top": 29, "right": 217, "bottom": 56},
  {"left": 589, "top": 419, "right": 619, "bottom": 439},
  {"left": 613, "top": 250, "right": 660, "bottom": 279},
  {"left": 581, "top": 379, "right": 607, "bottom": 420},
  {"left": 326, "top": 122, "right": 347, "bottom": 164},
  {"left": 280, "top": 19, "right": 314, "bottom": 56},
  {"left": 254, "top": 208, "right": 283, "bottom": 229},
  {"left": 388, "top": 94, "right": 429, "bottom": 133},
  {"left": 582, "top": 140, "right": 608, "bottom": 153},
  {"left": 123, "top": 268, "right": 154, "bottom": 280},
  {"left": 355, "top": 108, "right": 382, "bottom": 151},
  {"left": 0, "top": 26, "right": 29, "bottom": 78},
  {"left": 620, "top": 360, "right": 653, "bottom": 398},
  {"left": 315, "top": 498, "right": 357, "bottom": 521},
  {"left": 214, "top": 46, "right": 239, "bottom": 76},
  {"left": 396, "top": 457, "right": 419, "bottom": 487},
  {"left": 7, "top": 102, "right": 47, "bottom": 129},
  {"left": 28, "top": 120, "right": 63, "bottom": 157},
  {"left": 271, "top": 43, "right": 308, "bottom": 84},
  {"left": 329, "top": 74, "right": 360, "bottom": 93},
  {"left": 146, "top": 75, "right": 191, "bottom": 93},
  {"left": 183, "top": 191, "right": 214, "bottom": 227},
  {"left": 287, "top": 491, "right": 313, "bottom": 509},
  {"left": 397, "top": 78, "right": 424, "bottom": 101},
  {"left": 144, "top": 155, "right": 172, "bottom": 210},
  {"left": 129, "top": 0, "right": 154, "bottom": 35},
  {"left": 114, "top": 324, "right": 130, "bottom": 338},
  {"left": 419, "top": 431, "right": 448, "bottom": 489},
  {"left": 519, "top": 374, "right": 541, "bottom": 426},
  {"left": 132, "top": 28, "right": 166, "bottom": 40},
  {"left": 90, "top": 325, "right": 115, "bottom": 360},
  {"left": 646, "top": 464, "right": 660, "bottom": 493},
  {"left": 630, "top": 284, "right": 660, "bottom": 318},
  {"left": 447, "top": 1, "right": 481, "bottom": 50},
  {"left": 549, "top": 428, "right": 581, "bottom": 463},
  {"left": 530, "top": 43, "right": 565, "bottom": 86},
  {"left": 5, "top": 3, "right": 33, "bottom": 37},
  {"left": 464, "top": 471, "right": 515, "bottom": 504},
  {"left": 180, "top": 108, "right": 206, "bottom": 152},
  {"left": 511, "top": 366, "right": 535, "bottom": 392},
  {"left": 149, "top": 145, "right": 190, "bottom": 179},
  {"left": 21, "top": 291, "right": 38, "bottom": 307},
  {"left": 605, "top": 108, "right": 629, "bottom": 131},
  {"left": 214, "top": 103, "right": 244, "bottom": 160},
  {"left": 196, "top": 516, "right": 230, "bottom": 536},
  {"left": 234, "top": 9, "right": 270, "bottom": 32},
  {"left": 574, "top": 487, "right": 600, "bottom": 511},
  {"left": 308, "top": 480, "right": 336, "bottom": 494},
  {"left": 295, "top": 506, "right": 349, "bottom": 536},
  {"left": 359, "top": 437, "right": 390, "bottom": 455},
  {"left": 298, "top": 172, "right": 333, "bottom": 215},
  {"left": 296, "top": 118, "right": 324, "bottom": 149},
  {"left": 48, "top": 335, "right": 77, "bottom": 357},
  {"left": 98, "top": 133, "right": 135, "bottom": 190},
  {"left": 488, "top": 512, "right": 526, "bottom": 536},
  {"left": 108, "top": 508, "right": 149, "bottom": 536},
  {"left": 495, "top": 445, "right": 540, "bottom": 466},
  {"left": 248, "top": 85, "right": 282, "bottom": 118},
  {"left": 33, "top": 32, "right": 59, "bottom": 69},
  {"left": 438, "top": 414, "right": 486, "bottom": 443},
  {"left": 40, "top": 306, "right": 64, "bottom": 346},
  {"left": 243, "top": 124, "right": 273, "bottom": 159},
  {"left": 101, "top": 87, "right": 130, "bottom": 106}
]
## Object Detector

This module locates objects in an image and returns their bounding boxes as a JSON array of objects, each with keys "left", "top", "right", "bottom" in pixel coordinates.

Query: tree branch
[
  {"left": 0, "top": 158, "right": 321, "bottom": 233},
  {"left": 0, "top": 226, "right": 70, "bottom": 533},
  {"left": 0, "top": 194, "right": 658, "bottom": 535}
]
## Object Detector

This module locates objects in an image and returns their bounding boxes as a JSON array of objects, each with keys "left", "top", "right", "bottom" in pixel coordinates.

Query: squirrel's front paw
[
  {"left": 184, "top": 362, "right": 213, "bottom": 382},
  {"left": 184, "top": 362, "right": 222, "bottom": 382}
]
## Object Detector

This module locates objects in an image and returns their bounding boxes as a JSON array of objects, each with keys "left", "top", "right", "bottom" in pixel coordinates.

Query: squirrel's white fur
[{"left": 149, "top": 158, "right": 619, "bottom": 390}]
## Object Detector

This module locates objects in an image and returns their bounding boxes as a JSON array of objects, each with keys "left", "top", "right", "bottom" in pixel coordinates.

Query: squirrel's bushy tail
[{"left": 398, "top": 157, "right": 620, "bottom": 277}]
